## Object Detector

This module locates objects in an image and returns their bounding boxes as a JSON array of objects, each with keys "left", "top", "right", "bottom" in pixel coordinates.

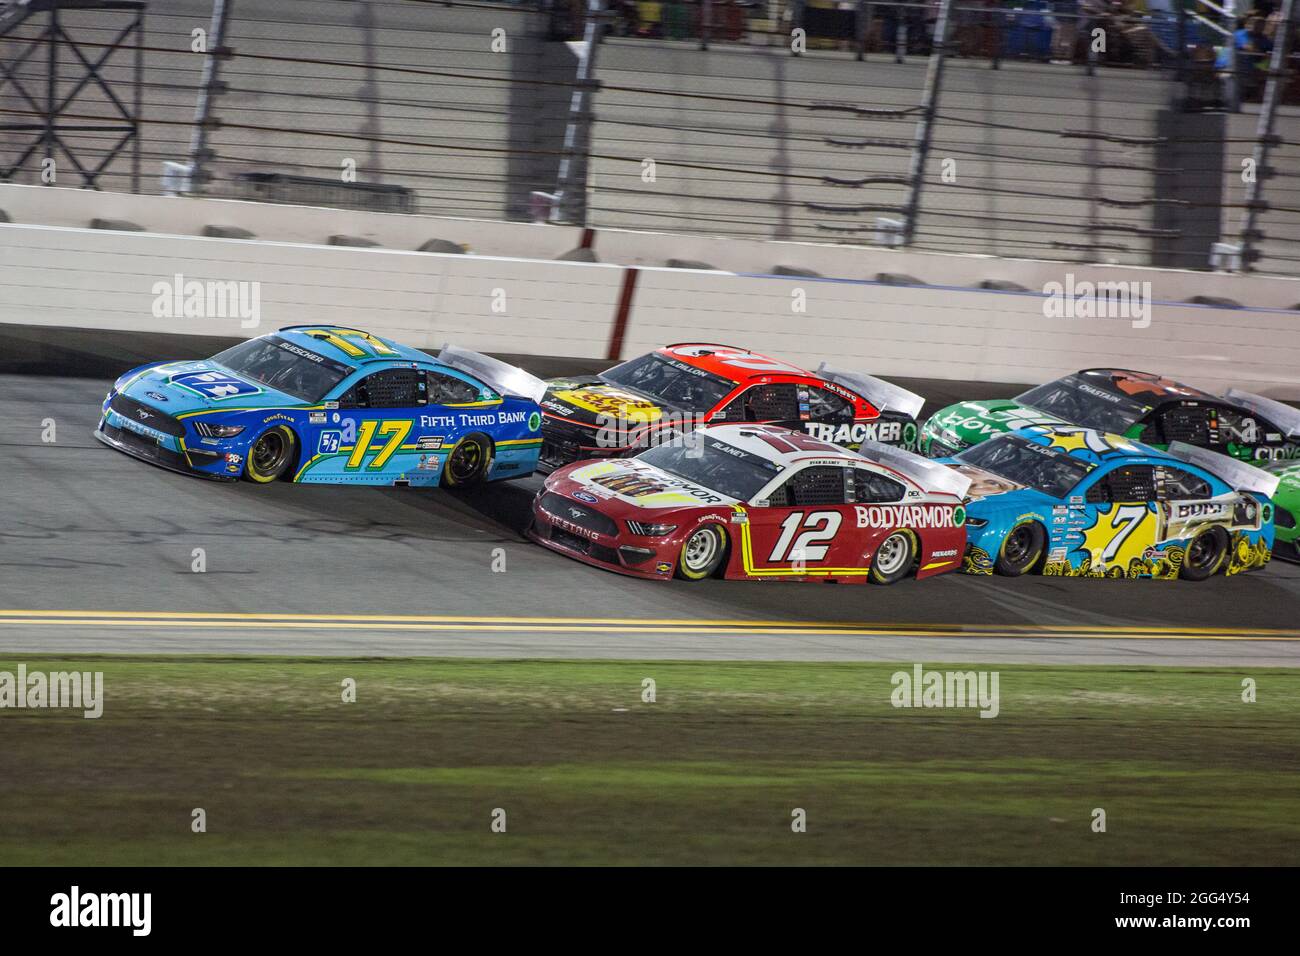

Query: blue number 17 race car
[{"left": 95, "top": 326, "right": 547, "bottom": 487}]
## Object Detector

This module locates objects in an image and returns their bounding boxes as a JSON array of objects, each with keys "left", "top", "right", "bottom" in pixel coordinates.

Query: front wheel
[
  {"left": 675, "top": 523, "right": 727, "bottom": 581},
  {"left": 869, "top": 530, "right": 915, "bottom": 585},
  {"left": 442, "top": 433, "right": 493, "bottom": 488},
  {"left": 244, "top": 425, "right": 297, "bottom": 483},
  {"left": 995, "top": 522, "right": 1045, "bottom": 577},
  {"left": 1180, "top": 528, "right": 1227, "bottom": 581}
]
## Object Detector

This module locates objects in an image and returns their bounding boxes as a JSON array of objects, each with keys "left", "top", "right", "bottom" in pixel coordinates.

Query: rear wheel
[
  {"left": 244, "top": 425, "right": 297, "bottom": 483},
  {"left": 442, "top": 433, "right": 493, "bottom": 488},
  {"left": 995, "top": 522, "right": 1045, "bottom": 577},
  {"left": 869, "top": 531, "right": 915, "bottom": 585},
  {"left": 1181, "top": 527, "right": 1227, "bottom": 581},
  {"left": 676, "top": 524, "right": 726, "bottom": 581}
]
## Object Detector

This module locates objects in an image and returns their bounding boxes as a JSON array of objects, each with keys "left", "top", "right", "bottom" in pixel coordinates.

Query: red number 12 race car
[{"left": 529, "top": 424, "right": 971, "bottom": 583}]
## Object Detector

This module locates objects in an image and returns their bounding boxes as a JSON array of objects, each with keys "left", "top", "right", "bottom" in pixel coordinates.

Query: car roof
[
  {"left": 699, "top": 424, "right": 969, "bottom": 497},
  {"left": 1075, "top": 368, "right": 1218, "bottom": 404},
  {"left": 700, "top": 423, "right": 860, "bottom": 466},
  {"left": 276, "top": 325, "right": 434, "bottom": 366},
  {"left": 656, "top": 343, "right": 811, "bottom": 385},
  {"left": 1011, "top": 425, "right": 1178, "bottom": 467}
]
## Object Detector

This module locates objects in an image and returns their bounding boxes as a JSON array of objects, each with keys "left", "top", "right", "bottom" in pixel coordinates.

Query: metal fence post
[
  {"left": 1238, "top": 0, "right": 1295, "bottom": 271},
  {"left": 552, "top": 0, "right": 604, "bottom": 225},
  {"left": 188, "top": 0, "right": 233, "bottom": 195},
  {"left": 901, "top": 0, "right": 953, "bottom": 246}
]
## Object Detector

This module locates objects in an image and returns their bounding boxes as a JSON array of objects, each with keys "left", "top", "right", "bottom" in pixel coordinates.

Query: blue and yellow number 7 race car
[
  {"left": 941, "top": 426, "right": 1279, "bottom": 580},
  {"left": 95, "top": 326, "right": 546, "bottom": 487}
]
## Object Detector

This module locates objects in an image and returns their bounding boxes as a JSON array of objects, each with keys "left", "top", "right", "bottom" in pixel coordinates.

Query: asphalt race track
[{"left": 2, "top": 372, "right": 1298, "bottom": 666}]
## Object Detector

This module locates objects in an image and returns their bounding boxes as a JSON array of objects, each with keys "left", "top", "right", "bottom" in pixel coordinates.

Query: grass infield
[{"left": 1, "top": 656, "right": 1297, "bottom": 865}]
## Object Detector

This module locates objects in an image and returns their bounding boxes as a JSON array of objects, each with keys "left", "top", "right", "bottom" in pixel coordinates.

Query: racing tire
[
  {"left": 675, "top": 523, "right": 727, "bottom": 581},
  {"left": 869, "top": 530, "right": 915, "bottom": 585},
  {"left": 994, "top": 521, "right": 1045, "bottom": 577},
  {"left": 442, "top": 433, "right": 493, "bottom": 488},
  {"left": 1180, "top": 527, "right": 1228, "bottom": 582},
  {"left": 244, "top": 425, "right": 298, "bottom": 483}
]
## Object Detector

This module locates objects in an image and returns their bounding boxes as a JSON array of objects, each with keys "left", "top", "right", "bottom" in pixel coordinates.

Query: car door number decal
[
  {"left": 1101, "top": 504, "right": 1149, "bottom": 563},
  {"left": 345, "top": 419, "right": 412, "bottom": 470},
  {"left": 769, "top": 510, "right": 842, "bottom": 562}
]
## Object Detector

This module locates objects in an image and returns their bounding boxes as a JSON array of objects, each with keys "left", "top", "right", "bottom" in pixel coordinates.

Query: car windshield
[
  {"left": 637, "top": 436, "right": 782, "bottom": 501},
  {"left": 600, "top": 353, "right": 734, "bottom": 414},
  {"left": 956, "top": 434, "right": 1095, "bottom": 498},
  {"left": 211, "top": 336, "right": 354, "bottom": 403},
  {"left": 1015, "top": 374, "right": 1149, "bottom": 433}
]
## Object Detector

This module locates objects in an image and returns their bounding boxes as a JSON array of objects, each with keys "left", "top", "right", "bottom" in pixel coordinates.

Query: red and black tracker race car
[
  {"left": 528, "top": 424, "right": 972, "bottom": 584},
  {"left": 537, "top": 344, "right": 925, "bottom": 470}
]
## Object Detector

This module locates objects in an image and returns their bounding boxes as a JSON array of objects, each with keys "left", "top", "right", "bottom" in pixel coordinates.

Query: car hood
[
  {"left": 548, "top": 457, "right": 739, "bottom": 511},
  {"left": 927, "top": 399, "right": 1066, "bottom": 447},
  {"left": 115, "top": 360, "right": 305, "bottom": 415},
  {"left": 952, "top": 471, "right": 1061, "bottom": 524},
  {"left": 542, "top": 378, "right": 671, "bottom": 428},
  {"left": 946, "top": 463, "right": 1030, "bottom": 501}
]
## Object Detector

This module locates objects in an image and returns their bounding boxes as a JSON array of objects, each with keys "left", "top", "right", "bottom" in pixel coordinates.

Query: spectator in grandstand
[
  {"left": 1049, "top": 0, "right": 1080, "bottom": 64},
  {"left": 636, "top": 0, "right": 664, "bottom": 37},
  {"left": 1217, "top": 13, "right": 1273, "bottom": 100}
]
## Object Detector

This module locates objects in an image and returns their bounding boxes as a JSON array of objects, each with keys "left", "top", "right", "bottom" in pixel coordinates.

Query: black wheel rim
[
  {"left": 1004, "top": 526, "right": 1034, "bottom": 565},
  {"left": 1188, "top": 535, "right": 1216, "bottom": 569},
  {"left": 252, "top": 432, "right": 288, "bottom": 475},
  {"left": 449, "top": 441, "right": 482, "bottom": 482}
]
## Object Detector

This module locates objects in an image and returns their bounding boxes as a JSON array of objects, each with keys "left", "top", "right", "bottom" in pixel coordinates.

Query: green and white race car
[
  {"left": 1265, "top": 461, "right": 1300, "bottom": 562},
  {"left": 920, "top": 368, "right": 1300, "bottom": 466}
]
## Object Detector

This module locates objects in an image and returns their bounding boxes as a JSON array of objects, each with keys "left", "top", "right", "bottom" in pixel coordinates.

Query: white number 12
[{"left": 769, "top": 511, "right": 843, "bottom": 563}]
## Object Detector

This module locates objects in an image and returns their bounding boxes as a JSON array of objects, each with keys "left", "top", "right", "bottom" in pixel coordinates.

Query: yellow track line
[
  {"left": 0, "top": 609, "right": 1296, "bottom": 637},
  {"left": 0, "top": 618, "right": 1296, "bottom": 641}
]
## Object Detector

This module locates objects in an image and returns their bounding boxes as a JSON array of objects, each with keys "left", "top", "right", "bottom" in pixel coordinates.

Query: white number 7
[
  {"left": 1101, "top": 504, "right": 1148, "bottom": 563},
  {"left": 770, "top": 511, "right": 842, "bottom": 563}
]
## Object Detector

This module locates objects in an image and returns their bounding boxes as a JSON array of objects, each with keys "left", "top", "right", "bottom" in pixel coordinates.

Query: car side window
[
  {"left": 1211, "top": 406, "right": 1263, "bottom": 447},
  {"left": 427, "top": 370, "right": 480, "bottom": 405},
  {"left": 769, "top": 466, "right": 848, "bottom": 507},
  {"left": 1155, "top": 405, "right": 1212, "bottom": 446},
  {"left": 849, "top": 468, "right": 905, "bottom": 503},
  {"left": 1086, "top": 464, "right": 1158, "bottom": 503},
  {"left": 805, "top": 386, "right": 854, "bottom": 423},
  {"left": 339, "top": 368, "right": 426, "bottom": 409},
  {"left": 723, "top": 384, "right": 802, "bottom": 423},
  {"left": 1156, "top": 466, "right": 1212, "bottom": 500}
]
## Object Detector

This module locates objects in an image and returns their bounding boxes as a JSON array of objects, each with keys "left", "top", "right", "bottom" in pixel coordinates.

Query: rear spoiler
[
  {"left": 437, "top": 345, "right": 547, "bottom": 404},
  {"left": 857, "top": 439, "right": 973, "bottom": 500},
  {"left": 815, "top": 363, "right": 925, "bottom": 420},
  {"left": 1167, "top": 442, "right": 1280, "bottom": 498},
  {"left": 1224, "top": 388, "right": 1300, "bottom": 439}
]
